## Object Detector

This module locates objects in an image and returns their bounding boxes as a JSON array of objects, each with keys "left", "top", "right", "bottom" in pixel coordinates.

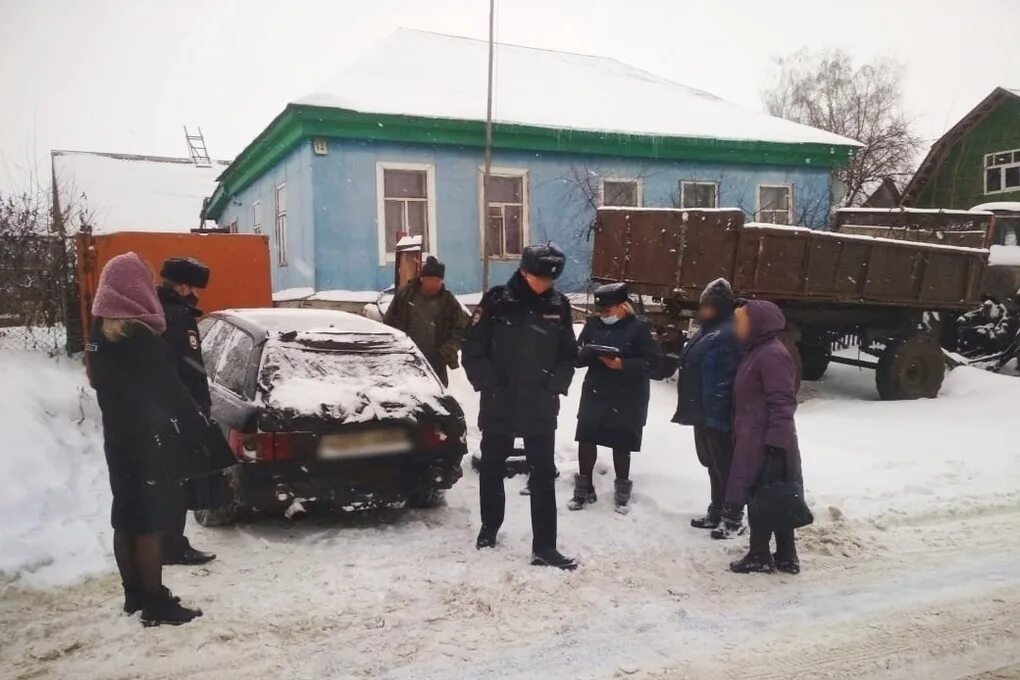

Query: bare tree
[{"left": 763, "top": 49, "right": 923, "bottom": 207}]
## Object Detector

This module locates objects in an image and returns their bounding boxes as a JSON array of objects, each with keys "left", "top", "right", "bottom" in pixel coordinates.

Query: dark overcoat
[
  {"left": 462, "top": 271, "right": 576, "bottom": 435},
  {"left": 672, "top": 317, "right": 741, "bottom": 431},
  {"left": 157, "top": 286, "right": 212, "bottom": 415}
]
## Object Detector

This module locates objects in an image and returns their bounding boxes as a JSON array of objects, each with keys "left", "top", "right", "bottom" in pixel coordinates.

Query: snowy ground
[{"left": 1, "top": 350, "right": 1019, "bottom": 679}]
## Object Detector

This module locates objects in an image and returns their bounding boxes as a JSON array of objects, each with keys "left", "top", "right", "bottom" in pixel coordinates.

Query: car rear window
[{"left": 258, "top": 344, "right": 432, "bottom": 393}]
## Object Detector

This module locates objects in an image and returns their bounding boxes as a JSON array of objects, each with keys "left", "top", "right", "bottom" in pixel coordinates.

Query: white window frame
[
  {"left": 680, "top": 181, "right": 719, "bottom": 209},
  {"left": 375, "top": 161, "right": 438, "bottom": 266},
  {"left": 477, "top": 166, "right": 530, "bottom": 260},
  {"left": 228, "top": 218, "right": 239, "bottom": 234},
  {"left": 983, "top": 149, "right": 1020, "bottom": 195},
  {"left": 598, "top": 177, "right": 643, "bottom": 207},
  {"left": 275, "top": 183, "right": 288, "bottom": 267},
  {"left": 252, "top": 200, "right": 262, "bottom": 235},
  {"left": 757, "top": 184, "right": 794, "bottom": 225}
]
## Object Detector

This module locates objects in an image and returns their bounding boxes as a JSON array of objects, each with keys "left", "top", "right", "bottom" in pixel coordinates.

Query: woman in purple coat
[{"left": 725, "top": 300, "right": 803, "bottom": 574}]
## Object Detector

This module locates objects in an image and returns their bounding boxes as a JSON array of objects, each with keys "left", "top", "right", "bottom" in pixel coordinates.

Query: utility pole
[{"left": 480, "top": 0, "right": 495, "bottom": 291}]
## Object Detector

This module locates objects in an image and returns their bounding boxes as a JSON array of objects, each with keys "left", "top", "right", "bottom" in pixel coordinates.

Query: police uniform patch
[{"left": 188, "top": 330, "right": 199, "bottom": 350}]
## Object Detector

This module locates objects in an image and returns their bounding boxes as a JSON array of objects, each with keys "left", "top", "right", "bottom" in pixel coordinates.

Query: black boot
[
  {"left": 774, "top": 552, "right": 801, "bottom": 575},
  {"left": 774, "top": 531, "right": 800, "bottom": 574},
  {"left": 729, "top": 551, "right": 776, "bottom": 574},
  {"left": 164, "top": 537, "right": 216, "bottom": 566},
  {"left": 531, "top": 547, "right": 578, "bottom": 571},
  {"left": 710, "top": 503, "right": 745, "bottom": 540},
  {"left": 613, "top": 479, "right": 633, "bottom": 515},
  {"left": 140, "top": 590, "right": 202, "bottom": 626},
  {"left": 124, "top": 585, "right": 179, "bottom": 614},
  {"left": 690, "top": 504, "right": 721, "bottom": 529},
  {"left": 475, "top": 525, "right": 498, "bottom": 550},
  {"left": 567, "top": 474, "right": 596, "bottom": 511}
]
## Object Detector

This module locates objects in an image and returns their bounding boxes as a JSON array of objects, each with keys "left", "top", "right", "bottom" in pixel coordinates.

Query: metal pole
[{"left": 481, "top": 0, "right": 495, "bottom": 291}]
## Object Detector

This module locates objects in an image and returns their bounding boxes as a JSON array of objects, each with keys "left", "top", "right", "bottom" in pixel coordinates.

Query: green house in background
[{"left": 903, "top": 87, "right": 1020, "bottom": 211}]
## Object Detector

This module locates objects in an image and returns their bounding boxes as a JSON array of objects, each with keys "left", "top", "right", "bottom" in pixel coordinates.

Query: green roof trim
[{"left": 206, "top": 104, "right": 857, "bottom": 220}]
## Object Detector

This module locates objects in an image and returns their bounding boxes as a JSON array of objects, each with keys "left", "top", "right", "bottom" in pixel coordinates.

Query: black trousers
[
  {"left": 693, "top": 425, "right": 734, "bottom": 509},
  {"left": 479, "top": 431, "right": 557, "bottom": 552},
  {"left": 749, "top": 525, "right": 797, "bottom": 558}
]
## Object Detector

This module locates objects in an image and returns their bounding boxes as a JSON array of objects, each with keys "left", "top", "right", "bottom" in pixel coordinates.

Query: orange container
[{"left": 76, "top": 231, "right": 273, "bottom": 334}]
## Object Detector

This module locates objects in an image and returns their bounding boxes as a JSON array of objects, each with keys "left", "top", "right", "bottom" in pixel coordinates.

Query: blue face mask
[{"left": 600, "top": 314, "right": 622, "bottom": 326}]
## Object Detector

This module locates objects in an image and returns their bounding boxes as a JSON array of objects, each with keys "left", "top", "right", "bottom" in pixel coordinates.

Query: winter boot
[
  {"left": 690, "top": 504, "right": 721, "bottom": 529},
  {"left": 728, "top": 551, "right": 776, "bottom": 575},
  {"left": 163, "top": 537, "right": 216, "bottom": 566},
  {"left": 567, "top": 474, "right": 597, "bottom": 511},
  {"left": 124, "top": 585, "right": 179, "bottom": 614},
  {"left": 140, "top": 590, "right": 202, "bottom": 627},
  {"left": 773, "top": 552, "right": 801, "bottom": 575},
  {"left": 710, "top": 503, "right": 745, "bottom": 540},
  {"left": 613, "top": 479, "right": 633, "bottom": 515},
  {"left": 475, "top": 525, "right": 498, "bottom": 550},
  {"left": 531, "top": 548, "right": 578, "bottom": 571}
]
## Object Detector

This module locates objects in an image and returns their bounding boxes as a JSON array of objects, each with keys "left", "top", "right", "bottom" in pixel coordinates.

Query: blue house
[{"left": 206, "top": 29, "right": 860, "bottom": 294}]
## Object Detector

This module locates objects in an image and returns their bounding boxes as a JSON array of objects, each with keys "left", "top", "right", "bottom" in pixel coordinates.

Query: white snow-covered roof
[
  {"left": 971, "top": 202, "right": 1020, "bottom": 213},
  {"left": 297, "top": 29, "right": 861, "bottom": 148},
  {"left": 52, "top": 150, "right": 229, "bottom": 234},
  {"left": 225, "top": 307, "right": 396, "bottom": 335}
]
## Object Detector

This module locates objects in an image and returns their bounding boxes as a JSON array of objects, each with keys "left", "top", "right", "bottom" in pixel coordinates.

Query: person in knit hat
[
  {"left": 88, "top": 252, "right": 229, "bottom": 626},
  {"left": 383, "top": 255, "right": 468, "bottom": 387},
  {"left": 672, "top": 277, "right": 744, "bottom": 538}
]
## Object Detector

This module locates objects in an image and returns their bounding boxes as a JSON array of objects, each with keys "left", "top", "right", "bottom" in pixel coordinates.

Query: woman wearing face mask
[{"left": 569, "top": 282, "right": 661, "bottom": 514}]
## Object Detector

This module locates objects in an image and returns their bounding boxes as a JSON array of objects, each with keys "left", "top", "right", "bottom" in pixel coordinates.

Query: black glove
[
  {"left": 765, "top": 445, "right": 786, "bottom": 459},
  {"left": 577, "top": 344, "right": 597, "bottom": 365}
]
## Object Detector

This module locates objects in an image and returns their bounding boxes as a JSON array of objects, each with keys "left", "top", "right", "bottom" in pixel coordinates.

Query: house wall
[
  {"left": 217, "top": 144, "right": 315, "bottom": 291},
  {"left": 225, "top": 138, "right": 835, "bottom": 294},
  {"left": 915, "top": 97, "right": 1020, "bottom": 209}
]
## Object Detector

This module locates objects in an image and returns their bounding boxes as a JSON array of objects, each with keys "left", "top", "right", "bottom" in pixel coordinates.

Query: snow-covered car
[{"left": 194, "top": 308, "right": 467, "bottom": 525}]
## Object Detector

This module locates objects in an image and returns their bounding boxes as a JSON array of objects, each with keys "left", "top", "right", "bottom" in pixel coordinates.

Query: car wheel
[{"left": 407, "top": 485, "right": 445, "bottom": 509}]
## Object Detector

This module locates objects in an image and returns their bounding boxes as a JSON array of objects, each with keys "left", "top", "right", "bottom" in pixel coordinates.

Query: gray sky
[{"left": 2, "top": 0, "right": 1018, "bottom": 190}]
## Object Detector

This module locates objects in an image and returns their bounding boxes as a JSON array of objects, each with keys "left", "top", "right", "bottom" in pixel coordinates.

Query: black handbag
[{"left": 747, "top": 449, "right": 814, "bottom": 532}]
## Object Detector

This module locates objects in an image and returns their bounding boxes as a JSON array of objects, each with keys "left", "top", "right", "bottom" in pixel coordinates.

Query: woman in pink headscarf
[{"left": 89, "top": 252, "right": 226, "bottom": 626}]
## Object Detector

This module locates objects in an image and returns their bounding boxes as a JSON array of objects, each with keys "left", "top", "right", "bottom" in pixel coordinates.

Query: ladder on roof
[{"left": 184, "top": 126, "right": 212, "bottom": 167}]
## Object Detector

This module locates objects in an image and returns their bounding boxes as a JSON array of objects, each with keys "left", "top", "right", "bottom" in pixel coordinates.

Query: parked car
[{"left": 194, "top": 308, "right": 467, "bottom": 525}]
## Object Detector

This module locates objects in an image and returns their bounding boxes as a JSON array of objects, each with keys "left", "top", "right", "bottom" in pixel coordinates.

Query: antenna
[{"left": 184, "top": 126, "right": 212, "bottom": 167}]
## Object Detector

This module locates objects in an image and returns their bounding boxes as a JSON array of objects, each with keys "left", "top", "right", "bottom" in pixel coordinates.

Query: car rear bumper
[{"left": 234, "top": 445, "right": 465, "bottom": 512}]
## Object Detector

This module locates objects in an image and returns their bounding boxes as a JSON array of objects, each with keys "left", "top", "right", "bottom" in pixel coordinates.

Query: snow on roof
[
  {"left": 52, "top": 150, "right": 229, "bottom": 234},
  {"left": 225, "top": 307, "right": 395, "bottom": 335},
  {"left": 297, "top": 29, "right": 861, "bottom": 148},
  {"left": 838, "top": 207, "right": 993, "bottom": 216},
  {"left": 989, "top": 245, "right": 1020, "bottom": 266},
  {"left": 971, "top": 202, "right": 1020, "bottom": 213}
]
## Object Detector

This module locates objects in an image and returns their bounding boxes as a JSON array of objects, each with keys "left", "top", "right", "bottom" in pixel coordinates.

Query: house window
[
  {"left": 275, "top": 184, "right": 288, "bottom": 267},
  {"left": 984, "top": 149, "right": 1020, "bottom": 194},
  {"left": 600, "top": 178, "right": 641, "bottom": 207},
  {"left": 252, "top": 200, "right": 262, "bottom": 235},
  {"left": 681, "top": 181, "right": 719, "bottom": 209},
  {"left": 228, "top": 219, "right": 239, "bottom": 234},
  {"left": 482, "top": 170, "right": 528, "bottom": 258},
  {"left": 758, "top": 185, "right": 793, "bottom": 224},
  {"left": 375, "top": 162, "right": 437, "bottom": 264}
]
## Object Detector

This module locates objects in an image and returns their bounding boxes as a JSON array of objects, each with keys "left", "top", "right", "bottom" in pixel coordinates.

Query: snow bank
[{"left": 0, "top": 351, "right": 110, "bottom": 588}]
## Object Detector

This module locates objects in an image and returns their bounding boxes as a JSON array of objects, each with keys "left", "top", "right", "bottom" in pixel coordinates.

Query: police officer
[
  {"left": 462, "top": 242, "right": 578, "bottom": 570},
  {"left": 157, "top": 257, "right": 216, "bottom": 565}
]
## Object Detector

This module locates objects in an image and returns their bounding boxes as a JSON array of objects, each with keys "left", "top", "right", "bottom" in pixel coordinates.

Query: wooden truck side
[{"left": 591, "top": 207, "right": 995, "bottom": 400}]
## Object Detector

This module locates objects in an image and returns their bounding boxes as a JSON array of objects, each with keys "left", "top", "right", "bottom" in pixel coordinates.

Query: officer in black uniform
[
  {"left": 157, "top": 257, "right": 216, "bottom": 565},
  {"left": 462, "top": 242, "right": 578, "bottom": 570}
]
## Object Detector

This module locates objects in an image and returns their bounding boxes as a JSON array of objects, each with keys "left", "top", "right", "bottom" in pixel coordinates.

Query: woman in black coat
[
  {"left": 569, "top": 282, "right": 661, "bottom": 514},
  {"left": 88, "top": 253, "right": 230, "bottom": 626}
]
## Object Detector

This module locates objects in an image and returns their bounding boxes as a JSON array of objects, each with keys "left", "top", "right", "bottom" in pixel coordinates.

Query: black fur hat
[
  {"left": 160, "top": 257, "right": 210, "bottom": 288},
  {"left": 520, "top": 242, "right": 566, "bottom": 280},
  {"left": 699, "top": 277, "right": 734, "bottom": 314}
]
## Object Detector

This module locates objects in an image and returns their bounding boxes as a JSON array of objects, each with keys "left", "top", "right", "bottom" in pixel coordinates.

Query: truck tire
[
  {"left": 799, "top": 327, "right": 831, "bottom": 381},
  {"left": 876, "top": 336, "right": 946, "bottom": 400},
  {"left": 781, "top": 323, "right": 803, "bottom": 391}
]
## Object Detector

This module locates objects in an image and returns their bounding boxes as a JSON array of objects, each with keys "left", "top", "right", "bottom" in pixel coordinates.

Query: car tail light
[
  {"left": 228, "top": 430, "right": 294, "bottom": 461},
  {"left": 421, "top": 422, "right": 447, "bottom": 448}
]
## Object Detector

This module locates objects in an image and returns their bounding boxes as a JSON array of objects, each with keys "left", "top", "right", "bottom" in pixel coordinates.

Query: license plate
[{"left": 318, "top": 429, "right": 411, "bottom": 459}]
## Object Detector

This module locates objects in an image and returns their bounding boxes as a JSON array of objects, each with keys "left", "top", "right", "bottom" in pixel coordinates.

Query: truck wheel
[
  {"left": 781, "top": 324, "right": 803, "bottom": 391},
  {"left": 799, "top": 328, "right": 831, "bottom": 381},
  {"left": 876, "top": 336, "right": 946, "bottom": 400}
]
